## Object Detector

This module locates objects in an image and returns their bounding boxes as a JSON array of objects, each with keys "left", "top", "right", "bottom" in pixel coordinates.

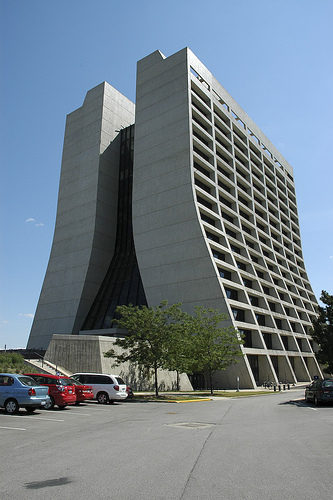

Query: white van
[{"left": 72, "top": 373, "right": 128, "bottom": 404}]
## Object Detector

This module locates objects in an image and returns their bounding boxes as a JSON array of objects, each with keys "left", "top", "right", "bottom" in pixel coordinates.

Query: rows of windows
[
  {"left": 239, "top": 329, "right": 313, "bottom": 353},
  {"left": 194, "top": 157, "right": 301, "bottom": 241},
  {"left": 190, "top": 70, "right": 317, "bottom": 346},
  {"left": 201, "top": 210, "right": 311, "bottom": 299},
  {"left": 191, "top": 79, "right": 296, "bottom": 209}
]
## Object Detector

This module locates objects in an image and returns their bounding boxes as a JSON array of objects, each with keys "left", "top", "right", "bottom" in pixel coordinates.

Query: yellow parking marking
[{"left": 166, "top": 398, "right": 212, "bottom": 403}]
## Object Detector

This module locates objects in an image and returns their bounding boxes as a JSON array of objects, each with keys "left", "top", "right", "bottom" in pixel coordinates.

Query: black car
[{"left": 305, "top": 379, "right": 333, "bottom": 405}]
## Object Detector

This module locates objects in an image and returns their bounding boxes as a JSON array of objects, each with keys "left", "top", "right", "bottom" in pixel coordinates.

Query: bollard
[
  {"left": 287, "top": 384, "right": 290, "bottom": 390},
  {"left": 274, "top": 385, "right": 276, "bottom": 392},
  {"left": 278, "top": 385, "right": 281, "bottom": 391},
  {"left": 283, "top": 384, "right": 286, "bottom": 391}
]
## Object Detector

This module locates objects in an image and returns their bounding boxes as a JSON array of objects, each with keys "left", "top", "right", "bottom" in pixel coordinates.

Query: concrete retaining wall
[{"left": 44, "top": 334, "right": 193, "bottom": 392}]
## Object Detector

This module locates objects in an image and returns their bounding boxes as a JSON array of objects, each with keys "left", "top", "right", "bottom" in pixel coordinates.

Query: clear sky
[{"left": 1, "top": 0, "right": 332, "bottom": 349}]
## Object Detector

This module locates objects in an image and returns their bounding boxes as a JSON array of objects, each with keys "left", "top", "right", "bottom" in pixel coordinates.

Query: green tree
[
  {"left": 310, "top": 290, "right": 333, "bottom": 375},
  {"left": 160, "top": 319, "right": 194, "bottom": 391},
  {"left": 183, "top": 306, "right": 244, "bottom": 394},
  {"left": 104, "top": 301, "right": 183, "bottom": 396}
]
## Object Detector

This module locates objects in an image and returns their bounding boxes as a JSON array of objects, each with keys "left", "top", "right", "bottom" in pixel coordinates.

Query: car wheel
[
  {"left": 44, "top": 396, "right": 55, "bottom": 410},
  {"left": 58, "top": 405, "right": 66, "bottom": 409},
  {"left": 5, "top": 399, "right": 19, "bottom": 414},
  {"left": 25, "top": 407, "right": 36, "bottom": 413},
  {"left": 314, "top": 395, "right": 320, "bottom": 406},
  {"left": 97, "top": 392, "right": 109, "bottom": 404}
]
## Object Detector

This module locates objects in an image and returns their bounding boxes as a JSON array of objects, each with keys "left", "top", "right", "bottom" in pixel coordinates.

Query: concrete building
[{"left": 27, "top": 48, "right": 322, "bottom": 389}]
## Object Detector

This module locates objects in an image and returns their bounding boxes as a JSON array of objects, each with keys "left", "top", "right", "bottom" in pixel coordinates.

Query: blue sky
[{"left": 1, "top": 0, "right": 332, "bottom": 349}]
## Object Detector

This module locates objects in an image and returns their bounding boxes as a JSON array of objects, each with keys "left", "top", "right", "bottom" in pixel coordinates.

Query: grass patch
[
  {"left": 128, "top": 394, "right": 207, "bottom": 402},
  {"left": 129, "top": 390, "right": 274, "bottom": 402},
  {"left": 193, "top": 391, "right": 274, "bottom": 397}
]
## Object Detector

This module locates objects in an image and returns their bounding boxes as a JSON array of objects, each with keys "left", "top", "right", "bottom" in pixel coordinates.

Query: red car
[
  {"left": 24, "top": 374, "right": 76, "bottom": 410},
  {"left": 66, "top": 377, "right": 94, "bottom": 404}
]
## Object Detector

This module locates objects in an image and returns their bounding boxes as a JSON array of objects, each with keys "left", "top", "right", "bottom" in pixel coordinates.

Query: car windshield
[
  {"left": 114, "top": 377, "right": 125, "bottom": 385},
  {"left": 57, "top": 378, "right": 74, "bottom": 386},
  {"left": 322, "top": 380, "right": 333, "bottom": 388},
  {"left": 18, "top": 376, "right": 39, "bottom": 387},
  {"left": 66, "top": 377, "right": 80, "bottom": 386}
]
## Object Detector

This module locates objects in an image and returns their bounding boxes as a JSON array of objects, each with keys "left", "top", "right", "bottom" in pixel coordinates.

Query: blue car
[{"left": 0, "top": 373, "right": 50, "bottom": 414}]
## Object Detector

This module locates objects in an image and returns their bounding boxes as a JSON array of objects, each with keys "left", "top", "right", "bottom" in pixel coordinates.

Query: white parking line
[
  {"left": 0, "top": 426, "right": 26, "bottom": 431},
  {"left": 11, "top": 415, "right": 64, "bottom": 422},
  {"left": 67, "top": 412, "right": 91, "bottom": 416}
]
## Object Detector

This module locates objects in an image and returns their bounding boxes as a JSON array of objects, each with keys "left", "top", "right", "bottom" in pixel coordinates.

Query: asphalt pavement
[{"left": 1, "top": 389, "right": 332, "bottom": 499}]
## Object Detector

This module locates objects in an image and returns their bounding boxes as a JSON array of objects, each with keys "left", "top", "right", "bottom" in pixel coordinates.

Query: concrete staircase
[{"left": 24, "top": 358, "right": 72, "bottom": 377}]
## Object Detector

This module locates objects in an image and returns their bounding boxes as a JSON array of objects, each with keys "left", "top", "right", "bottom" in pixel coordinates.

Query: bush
[{"left": 0, "top": 352, "right": 27, "bottom": 373}]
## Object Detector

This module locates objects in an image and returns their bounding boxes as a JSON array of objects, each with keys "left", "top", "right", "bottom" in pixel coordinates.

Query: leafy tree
[
  {"left": 310, "top": 290, "right": 333, "bottom": 375},
  {"left": 104, "top": 302, "right": 244, "bottom": 396},
  {"left": 104, "top": 301, "right": 183, "bottom": 396},
  {"left": 160, "top": 319, "right": 195, "bottom": 391},
  {"left": 182, "top": 306, "right": 244, "bottom": 394}
]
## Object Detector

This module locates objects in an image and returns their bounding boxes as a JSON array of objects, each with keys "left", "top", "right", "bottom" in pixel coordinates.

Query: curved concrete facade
[
  {"left": 133, "top": 48, "right": 322, "bottom": 388},
  {"left": 28, "top": 83, "right": 135, "bottom": 349}
]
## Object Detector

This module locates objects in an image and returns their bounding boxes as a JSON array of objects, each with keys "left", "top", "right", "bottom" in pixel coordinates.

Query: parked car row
[
  {"left": 0, "top": 374, "right": 50, "bottom": 414},
  {"left": 0, "top": 372, "right": 132, "bottom": 414}
]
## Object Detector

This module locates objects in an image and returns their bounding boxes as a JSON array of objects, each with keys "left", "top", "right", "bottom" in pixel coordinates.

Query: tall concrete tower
[
  {"left": 28, "top": 48, "right": 322, "bottom": 388},
  {"left": 27, "top": 83, "right": 135, "bottom": 349}
]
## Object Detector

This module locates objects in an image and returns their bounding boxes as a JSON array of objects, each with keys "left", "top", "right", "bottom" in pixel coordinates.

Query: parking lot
[{"left": 1, "top": 390, "right": 332, "bottom": 500}]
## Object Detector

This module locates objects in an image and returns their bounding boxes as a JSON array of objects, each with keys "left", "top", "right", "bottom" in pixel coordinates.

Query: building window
[
  {"left": 248, "top": 355, "right": 259, "bottom": 381},
  {"left": 243, "top": 278, "right": 252, "bottom": 288},
  {"left": 232, "top": 308, "right": 245, "bottom": 321},
  {"left": 237, "top": 261, "right": 246, "bottom": 271},
  {"left": 194, "top": 161, "right": 210, "bottom": 177},
  {"left": 219, "top": 196, "right": 232, "bottom": 208},
  {"left": 249, "top": 296, "right": 259, "bottom": 306},
  {"left": 238, "top": 195, "right": 249, "bottom": 206},
  {"left": 226, "top": 228, "right": 237, "bottom": 238},
  {"left": 240, "top": 330, "right": 252, "bottom": 348},
  {"left": 275, "top": 318, "right": 282, "bottom": 329},
  {"left": 219, "top": 269, "right": 232, "bottom": 280},
  {"left": 197, "top": 196, "right": 213, "bottom": 210},
  {"left": 212, "top": 249, "right": 225, "bottom": 261},
  {"left": 206, "top": 231, "right": 219, "bottom": 243},
  {"left": 222, "top": 212, "right": 234, "bottom": 223},
  {"left": 263, "top": 332, "right": 272, "bottom": 349},
  {"left": 230, "top": 244, "right": 241, "bottom": 254},
  {"left": 225, "top": 288, "right": 238, "bottom": 300},
  {"left": 195, "top": 178, "right": 211, "bottom": 194},
  {"left": 256, "top": 314, "right": 265, "bottom": 326},
  {"left": 240, "top": 210, "right": 250, "bottom": 221},
  {"left": 201, "top": 214, "right": 215, "bottom": 226}
]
